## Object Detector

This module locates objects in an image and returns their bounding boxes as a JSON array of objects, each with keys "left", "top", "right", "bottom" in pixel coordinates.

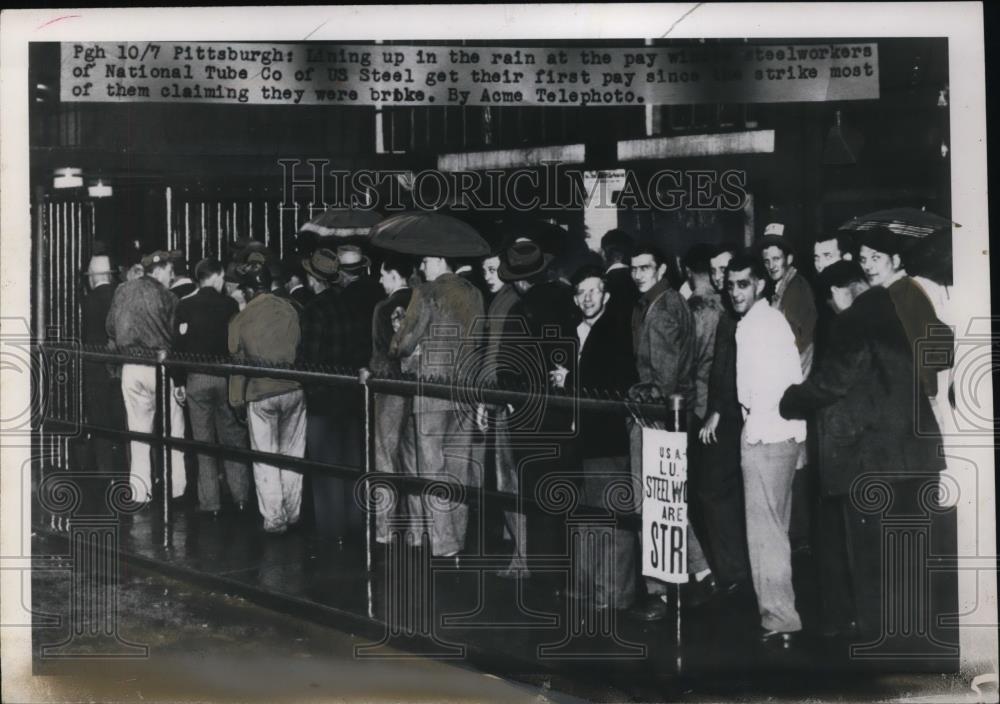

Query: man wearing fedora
[
  {"left": 229, "top": 262, "right": 305, "bottom": 534},
  {"left": 497, "top": 239, "right": 580, "bottom": 572},
  {"left": 106, "top": 249, "right": 187, "bottom": 505},
  {"left": 390, "top": 253, "right": 484, "bottom": 558},
  {"left": 79, "top": 248, "right": 127, "bottom": 506},
  {"left": 300, "top": 248, "right": 355, "bottom": 542}
]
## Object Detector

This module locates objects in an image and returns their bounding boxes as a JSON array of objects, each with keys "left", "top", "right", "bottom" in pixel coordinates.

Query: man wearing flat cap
[
  {"left": 229, "top": 262, "right": 305, "bottom": 534},
  {"left": 106, "top": 249, "right": 187, "bottom": 505}
]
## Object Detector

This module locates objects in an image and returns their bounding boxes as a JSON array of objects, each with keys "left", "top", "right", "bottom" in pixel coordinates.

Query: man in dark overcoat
[
  {"left": 780, "top": 260, "right": 948, "bottom": 642},
  {"left": 567, "top": 265, "right": 638, "bottom": 611}
]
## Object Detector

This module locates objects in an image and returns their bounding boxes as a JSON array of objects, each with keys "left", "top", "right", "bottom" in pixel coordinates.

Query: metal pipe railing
[
  {"left": 41, "top": 343, "right": 671, "bottom": 420},
  {"left": 38, "top": 343, "right": 668, "bottom": 537}
]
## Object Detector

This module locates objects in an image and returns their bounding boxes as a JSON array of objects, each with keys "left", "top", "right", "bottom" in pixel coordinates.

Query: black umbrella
[
  {"left": 838, "top": 207, "right": 957, "bottom": 239},
  {"left": 369, "top": 212, "right": 491, "bottom": 257},
  {"left": 839, "top": 207, "right": 956, "bottom": 286},
  {"left": 299, "top": 208, "right": 384, "bottom": 238}
]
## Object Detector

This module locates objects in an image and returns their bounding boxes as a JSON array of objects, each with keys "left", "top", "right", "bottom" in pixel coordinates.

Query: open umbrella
[
  {"left": 839, "top": 207, "right": 956, "bottom": 286},
  {"left": 838, "top": 207, "right": 957, "bottom": 239},
  {"left": 369, "top": 212, "right": 491, "bottom": 257},
  {"left": 299, "top": 208, "right": 384, "bottom": 238}
]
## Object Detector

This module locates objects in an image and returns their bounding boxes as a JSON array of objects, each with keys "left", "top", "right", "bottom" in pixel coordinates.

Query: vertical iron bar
[
  {"left": 35, "top": 191, "right": 48, "bottom": 487},
  {"left": 264, "top": 201, "right": 270, "bottom": 248},
  {"left": 60, "top": 202, "right": 68, "bottom": 466},
  {"left": 200, "top": 202, "right": 207, "bottom": 259},
  {"left": 216, "top": 202, "right": 222, "bottom": 259},
  {"left": 184, "top": 202, "right": 191, "bottom": 264},
  {"left": 165, "top": 186, "right": 173, "bottom": 250},
  {"left": 363, "top": 377, "right": 375, "bottom": 619},
  {"left": 278, "top": 202, "right": 286, "bottom": 259},
  {"left": 157, "top": 353, "right": 171, "bottom": 542}
]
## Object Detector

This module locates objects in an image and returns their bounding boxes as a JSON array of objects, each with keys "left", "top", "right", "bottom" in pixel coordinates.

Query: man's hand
[
  {"left": 173, "top": 385, "right": 186, "bottom": 406},
  {"left": 628, "top": 382, "right": 664, "bottom": 403},
  {"left": 476, "top": 403, "right": 488, "bottom": 433},
  {"left": 699, "top": 411, "right": 720, "bottom": 444}
]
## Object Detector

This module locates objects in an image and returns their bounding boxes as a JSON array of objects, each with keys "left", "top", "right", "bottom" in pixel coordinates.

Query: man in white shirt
[{"left": 725, "top": 251, "right": 806, "bottom": 647}]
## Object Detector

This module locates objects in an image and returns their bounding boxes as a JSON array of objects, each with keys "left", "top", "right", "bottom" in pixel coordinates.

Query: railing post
[
  {"left": 361, "top": 372, "right": 376, "bottom": 619},
  {"left": 156, "top": 351, "right": 171, "bottom": 542},
  {"left": 668, "top": 392, "right": 685, "bottom": 674}
]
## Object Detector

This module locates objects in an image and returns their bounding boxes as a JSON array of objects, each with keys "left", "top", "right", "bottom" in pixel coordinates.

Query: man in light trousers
[
  {"left": 106, "top": 250, "right": 187, "bottom": 504},
  {"left": 725, "top": 251, "right": 805, "bottom": 648},
  {"left": 228, "top": 263, "right": 305, "bottom": 534}
]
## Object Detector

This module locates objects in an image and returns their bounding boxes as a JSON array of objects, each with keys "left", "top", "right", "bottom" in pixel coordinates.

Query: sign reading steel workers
[
  {"left": 641, "top": 427, "right": 689, "bottom": 584},
  {"left": 61, "top": 42, "right": 879, "bottom": 107}
]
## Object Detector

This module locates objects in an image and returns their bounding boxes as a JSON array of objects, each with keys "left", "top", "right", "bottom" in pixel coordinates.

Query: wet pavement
[
  {"left": 28, "top": 489, "right": 967, "bottom": 702},
  {"left": 30, "top": 533, "right": 595, "bottom": 703}
]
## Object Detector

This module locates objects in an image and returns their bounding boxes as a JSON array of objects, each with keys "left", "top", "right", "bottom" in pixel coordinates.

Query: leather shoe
[
  {"left": 629, "top": 597, "right": 668, "bottom": 622},
  {"left": 760, "top": 629, "right": 799, "bottom": 649},
  {"left": 820, "top": 619, "right": 859, "bottom": 639},
  {"left": 685, "top": 575, "right": 719, "bottom": 608}
]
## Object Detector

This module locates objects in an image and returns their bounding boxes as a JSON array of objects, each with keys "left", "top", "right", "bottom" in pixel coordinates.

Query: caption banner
[
  {"left": 61, "top": 42, "right": 879, "bottom": 107},
  {"left": 641, "top": 427, "right": 689, "bottom": 585}
]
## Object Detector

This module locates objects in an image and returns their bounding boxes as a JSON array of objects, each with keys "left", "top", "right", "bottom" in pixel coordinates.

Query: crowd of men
[{"left": 78, "top": 220, "right": 953, "bottom": 649}]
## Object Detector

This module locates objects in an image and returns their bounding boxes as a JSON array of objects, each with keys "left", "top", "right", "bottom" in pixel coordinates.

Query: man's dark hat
[
  {"left": 140, "top": 250, "right": 173, "bottom": 270},
  {"left": 600, "top": 228, "right": 632, "bottom": 252},
  {"left": 302, "top": 247, "right": 342, "bottom": 283},
  {"left": 819, "top": 259, "right": 867, "bottom": 293},
  {"left": 236, "top": 261, "right": 272, "bottom": 290},
  {"left": 281, "top": 255, "right": 307, "bottom": 280},
  {"left": 498, "top": 239, "right": 553, "bottom": 282}
]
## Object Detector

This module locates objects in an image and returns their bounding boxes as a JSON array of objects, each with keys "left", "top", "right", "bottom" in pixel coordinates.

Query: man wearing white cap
[{"left": 80, "top": 251, "right": 126, "bottom": 484}]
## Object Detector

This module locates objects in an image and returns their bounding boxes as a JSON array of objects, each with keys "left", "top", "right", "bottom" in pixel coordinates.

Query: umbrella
[
  {"left": 838, "top": 207, "right": 957, "bottom": 239},
  {"left": 299, "top": 208, "right": 384, "bottom": 238},
  {"left": 369, "top": 212, "right": 491, "bottom": 257},
  {"left": 839, "top": 207, "right": 955, "bottom": 286}
]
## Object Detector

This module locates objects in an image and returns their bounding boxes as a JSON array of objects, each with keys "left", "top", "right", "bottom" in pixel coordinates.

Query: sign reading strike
[
  {"left": 61, "top": 42, "right": 879, "bottom": 107},
  {"left": 641, "top": 427, "right": 688, "bottom": 584}
]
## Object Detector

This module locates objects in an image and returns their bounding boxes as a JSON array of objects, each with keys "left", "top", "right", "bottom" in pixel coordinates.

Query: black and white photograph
[{"left": 1, "top": 4, "right": 996, "bottom": 703}]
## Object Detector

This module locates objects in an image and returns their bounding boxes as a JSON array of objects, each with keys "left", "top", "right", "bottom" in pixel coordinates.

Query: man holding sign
[{"left": 726, "top": 251, "right": 805, "bottom": 647}]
